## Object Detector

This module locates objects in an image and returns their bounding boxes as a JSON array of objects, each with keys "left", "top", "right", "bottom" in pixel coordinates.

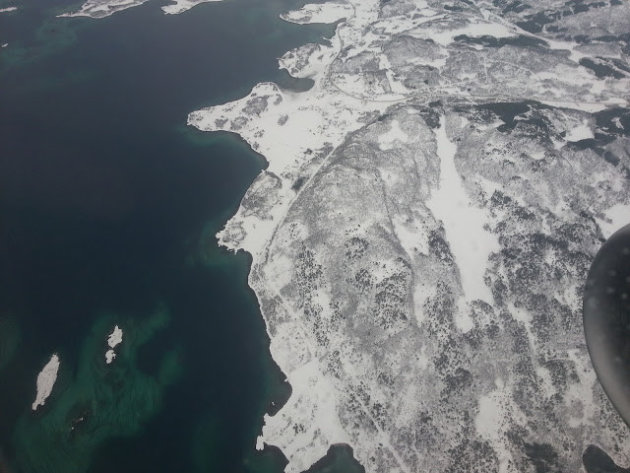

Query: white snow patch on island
[
  {"left": 597, "top": 203, "right": 630, "bottom": 239},
  {"left": 32, "top": 354, "right": 60, "bottom": 411},
  {"left": 474, "top": 378, "right": 523, "bottom": 473},
  {"left": 0, "top": 6, "right": 17, "bottom": 12},
  {"left": 256, "top": 357, "right": 352, "bottom": 471},
  {"left": 161, "top": 0, "right": 219, "bottom": 14},
  {"left": 378, "top": 119, "right": 407, "bottom": 151},
  {"left": 426, "top": 119, "right": 499, "bottom": 331},
  {"left": 565, "top": 120, "right": 594, "bottom": 142},
  {"left": 105, "top": 325, "right": 123, "bottom": 364},
  {"left": 280, "top": 1, "right": 354, "bottom": 25},
  {"left": 59, "top": 0, "right": 217, "bottom": 18},
  {"left": 57, "top": 0, "right": 151, "bottom": 18}
]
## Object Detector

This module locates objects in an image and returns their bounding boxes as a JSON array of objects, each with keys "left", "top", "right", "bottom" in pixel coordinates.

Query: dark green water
[{"left": 0, "top": 1, "right": 337, "bottom": 472}]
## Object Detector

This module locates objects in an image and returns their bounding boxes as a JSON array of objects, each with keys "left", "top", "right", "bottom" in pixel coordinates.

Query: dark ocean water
[{"left": 0, "top": 1, "right": 346, "bottom": 472}]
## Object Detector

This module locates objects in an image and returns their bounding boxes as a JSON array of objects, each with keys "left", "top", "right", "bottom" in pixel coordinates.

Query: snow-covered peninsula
[
  {"left": 189, "top": 0, "right": 630, "bottom": 471},
  {"left": 57, "top": 0, "right": 151, "bottom": 18},
  {"left": 57, "top": 0, "right": 217, "bottom": 18}
]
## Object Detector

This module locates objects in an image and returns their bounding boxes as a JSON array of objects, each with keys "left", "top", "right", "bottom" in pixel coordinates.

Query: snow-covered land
[
  {"left": 32, "top": 354, "right": 60, "bottom": 411},
  {"left": 105, "top": 325, "right": 123, "bottom": 364},
  {"left": 279, "top": 2, "right": 354, "bottom": 25},
  {"left": 189, "top": 0, "right": 630, "bottom": 471},
  {"left": 0, "top": 6, "right": 17, "bottom": 13},
  {"left": 160, "top": 0, "right": 220, "bottom": 15},
  {"left": 58, "top": 0, "right": 216, "bottom": 18},
  {"left": 57, "top": 0, "right": 151, "bottom": 18}
]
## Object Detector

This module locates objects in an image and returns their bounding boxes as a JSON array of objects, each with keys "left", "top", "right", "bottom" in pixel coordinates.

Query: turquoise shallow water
[{"left": 0, "top": 0, "right": 350, "bottom": 472}]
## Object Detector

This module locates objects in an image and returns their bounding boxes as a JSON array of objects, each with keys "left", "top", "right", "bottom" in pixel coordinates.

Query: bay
[{"left": 0, "top": 1, "right": 333, "bottom": 472}]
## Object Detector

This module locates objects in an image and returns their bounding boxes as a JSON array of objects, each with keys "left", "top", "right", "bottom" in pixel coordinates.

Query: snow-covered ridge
[
  {"left": 0, "top": 6, "right": 17, "bottom": 13},
  {"left": 32, "top": 354, "right": 60, "bottom": 411},
  {"left": 191, "top": 0, "right": 630, "bottom": 472}
]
